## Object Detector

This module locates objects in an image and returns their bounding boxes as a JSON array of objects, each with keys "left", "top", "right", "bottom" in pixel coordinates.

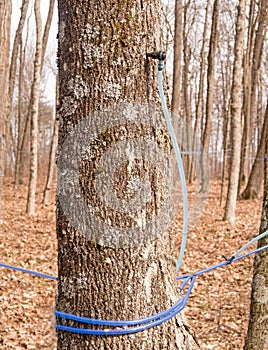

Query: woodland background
[{"left": 0, "top": 0, "right": 267, "bottom": 349}]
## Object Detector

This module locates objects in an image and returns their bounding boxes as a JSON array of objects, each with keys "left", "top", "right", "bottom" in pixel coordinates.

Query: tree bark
[
  {"left": 0, "top": 0, "right": 12, "bottom": 155},
  {"left": 41, "top": 0, "right": 55, "bottom": 68},
  {"left": 171, "top": 0, "right": 183, "bottom": 117},
  {"left": 43, "top": 117, "right": 58, "bottom": 204},
  {"left": 43, "top": 113, "right": 58, "bottom": 204},
  {"left": 244, "top": 101, "right": 268, "bottom": 350},
  {"left": 189, "top": 1, "right": 210, "bottom": 184},
  {"left": 248, "top": 0, "right": 267, "bottom": 129},
  {"left": 26, "top": 0, "right": 42, "bottom": 215},
  {"left": 14, "top": 39, "right": 25, "bottom": 189},
  {"left": 16, "top": 0, "right": 55, "bottom": 188},
  {"left": 238, "top": 0, "right": 256, "bottom": 193},
  {"left": 241, "top": 99, "right": 268, "bottom": 199},
  {"left": 201, "top": 0, "right": 219, "bottom": 192},
  {"left": 182, "top": 2, "right": 192, "bottom": 178},
  {"left": 0, "top": 0, "right": 12, "bottom": 224},
  {"left": 56, "top": 1, "right": 200, "bottom": 349},
  {"left": 223, "top": 0, "right": 246, "bottom": 224},
  {"left": 6, "top": 0, "right": 30, "bottom": 125}
]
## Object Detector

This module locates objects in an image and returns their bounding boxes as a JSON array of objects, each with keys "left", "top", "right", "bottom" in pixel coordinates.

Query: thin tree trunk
[
  {"left": 15, "top": 10, "right": 32, "bottom": 185},
  {"left": 201, "top": 0, "right": 219, "bottom": 192},
  {"left": 244, "top": 100, "right": 268, "bottom": 350},
  {"left": 238, "top": 0, "right": 256, "bottom": 193},
  {"left": 249, "top": 0, "right": 267, "bottom": 128},
  {"left": 0, "top": 0, "right": 12, "bottom": 224},
  {"left": 238, "top": 0, "right": 267, "bottom": 194},
  {"left": 6, "top": 0, "right": 30, "bottom": 125},
  {"left": 41, "top": 0, "right": 55, "bottom": 69},
  {"left": 26, "top": 0, "right": 42, "bottom": 215},
  {"left": 189, "top": 1, "right": 210, "bottom": 184},
  {"left": 43, "top": 117, "right": 58, "bottom": 204},
  {"left": 182, "top": 2, "right": 192, "bottom": 178},
  {"left": 241, "top": 100, "right": 268, "bottom": 199},
  {"left": 223, "top": 0, "right": 246, "bottom": 224},
  {"left": 171, "top": 0, "right": 182, "bottom": 117},
  {"left": 56, "top": 0, "right": 200, "bottom": 349},
  {"left": 43, "top": 73, "right": 58, "bottom": 205},
  {"left": 14, "top": 39, "right": 25, "bottom": 189},
  {"left": 18, "top": 0, "right": 55, "bottom": 187}
]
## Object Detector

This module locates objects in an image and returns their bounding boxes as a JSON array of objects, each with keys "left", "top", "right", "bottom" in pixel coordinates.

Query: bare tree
[
  {"left": 56, "top": 0, "right": 200, "bottom": 348},
  {"left": 201, "top": 0, "right": 219, "bottom": 192},
  {"left": 0, "top": 0, "right": 12, "bottom": 224},
  {"left": 14, "top": 42, "right": 22, "bottom": 189},
  {"left": 241, "top": 100, "right": 268, "bottom": 199},
  {"left": 26, "top": 0, "right": 55, "bottom": 213},
  {"left": 26, "top": 0, "right": 42, "bottom": 216},
  {"left": 239, "top": 0, "right": 267, "bottom": 198},
  {"left": 244, "top": 102, "right": 268, "bottom": 350},
  {"left": 188, "top": 1, "right": 210, "bottom": 184},
  {"left": 6, "top": 0, "right": 30, "bottom": 125},
  {"left": 238, "top": 0, "right": 257, "bottom": 192},
  {"left": 223, "top": 0, "right": 246, "bottom": 224},
  {"left": 171, "top": 0, "right": 183, "bottom": 117},
  {"left": 43, "top": 77, "right": 58, "bottom": 205}
]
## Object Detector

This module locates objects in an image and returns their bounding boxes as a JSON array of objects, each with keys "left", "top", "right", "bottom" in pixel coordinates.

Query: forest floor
[{"left": 0, "top": 178, "right": 263, "bottom": 349}]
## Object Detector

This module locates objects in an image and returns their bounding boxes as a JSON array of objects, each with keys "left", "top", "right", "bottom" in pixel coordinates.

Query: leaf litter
[{"left": 0, "top": 179, "right": 263, "bottom": 349}]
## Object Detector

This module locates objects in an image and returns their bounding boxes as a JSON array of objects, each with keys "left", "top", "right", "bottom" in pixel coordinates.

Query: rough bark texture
[
  {"left": 244, "top": 102, "right": 268, "bottom": 350},
  {"left": 241, "top": 101, "right": 268, "bottom": 199},
  {"left": 223, "top": 0, "right": 246, "bottom": 224},
  {"left": 201, "top": 0, "right": 219, "bottom": 192},
  {"left": 26, "top": 0, "right": 42, "bottom": 215},
  {"left": 56, "top": 1, "right": 200, "bottom": 349}
]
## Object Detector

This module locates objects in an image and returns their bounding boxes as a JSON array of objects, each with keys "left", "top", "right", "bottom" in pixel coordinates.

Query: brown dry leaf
[{"left": 0, "top": 179, "right": 263, "bottom": 349}]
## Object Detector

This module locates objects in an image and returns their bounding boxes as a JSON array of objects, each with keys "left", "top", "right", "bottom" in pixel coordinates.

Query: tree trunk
[
  {"left": 182, "top": 2, "right": 192, "bottom": 178},
  {"left": 244, "top": 100, "right": 268, "bottom": 350},
  {"left": 14, "top": 39, "right": 24, "bottom": 189},
  {"left": 241, "top": 99, "right": 268, "bottom": 199},
  {"left": 56, "top": 1, "right": 200, "bottom": 349},
  {"left": 41, "top": 0, "right": 55, "bottom": 68},
  {"left": 238, "top": 0, "right": 267, "bottom": 197},
  {"left": 201, "top": 0, "right": 219, "bottom": 192},
  {"left": 14, "top": 10, "right": 32, "bottom": 186},
  {"left": 171, "top": 0, "right": 183, "bottom": 117},
  {"left": 189, "top": 1, "right": 209, "bottom": 184},
  {"left": 223, "top": 0, "right": 246, "bottom": 224},
  {"left": 43, "top": 116, "right": 58, "bottom": 204},
  {"left": 0, "top": 0, "right": 12, "bottom": 224},
  {"left": 248, "top": 0, "right": 267, "bottom": 128},
  {"left": 238, "top": 0, "right": 256, "bottom": 194},
  {"left": 15, "top": 0, "right": 55, "bottom": 187},
  {"left": 26, "top": 0, "right": 42, "bottom": 215},
  {"left": 6, "top": 0, "right": 30, "bottom": 125}
]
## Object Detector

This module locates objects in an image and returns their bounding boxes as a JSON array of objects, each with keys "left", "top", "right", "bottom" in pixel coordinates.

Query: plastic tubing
[
  {"left": 157, "top": 60, "right": 189, "bottom": 271},
  {"left": 55, "top": 277, "right": 196, "bottom": 335},
  {"left": 232, "top": 230, "right": 268, "bottom": 258},
  {"left": 0, "top": 262, "right": 58, "bottom": 280}
]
